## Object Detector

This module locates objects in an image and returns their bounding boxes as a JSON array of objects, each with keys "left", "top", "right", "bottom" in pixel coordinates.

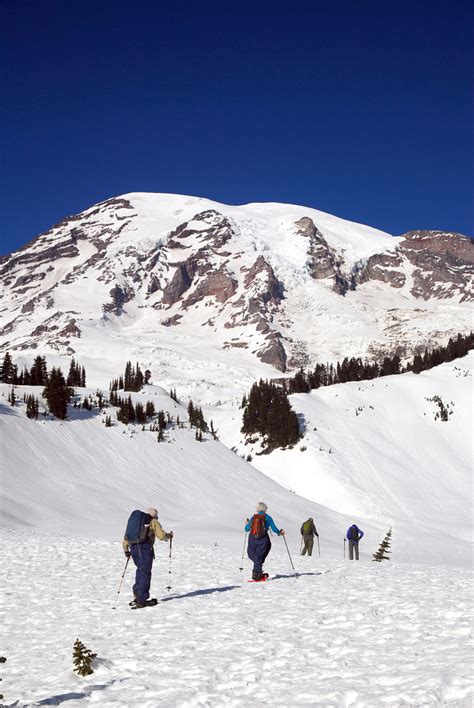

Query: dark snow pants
[
  {"left": 349, "top": 540, "right": 359, "bottom": 560},
  {"left": 302, "top": 534, "right": 314, "bottom": 556},
  {"left": 130, "top": 542, "right": 154, "bottom": 602},
  {"left": 247, "top": 534, "right": 271, "bottom": 575}
]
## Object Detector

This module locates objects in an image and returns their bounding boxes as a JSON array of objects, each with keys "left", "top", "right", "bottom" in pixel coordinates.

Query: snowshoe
[{"left": 130, "top": 598, "right": 158, "bottom": 609}]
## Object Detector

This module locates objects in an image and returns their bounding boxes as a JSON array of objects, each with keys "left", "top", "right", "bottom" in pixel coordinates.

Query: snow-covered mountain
[
  {"left": 1, "top": 188, "right": 472, "bottom": 708},
  {"left": 1, "top": 193, "right": 472, "bottom": 400}
]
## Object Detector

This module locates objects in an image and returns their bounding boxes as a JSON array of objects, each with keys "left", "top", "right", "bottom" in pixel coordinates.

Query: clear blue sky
[{"left": 1, "top": 0, "right": 472, "bottom": 255}]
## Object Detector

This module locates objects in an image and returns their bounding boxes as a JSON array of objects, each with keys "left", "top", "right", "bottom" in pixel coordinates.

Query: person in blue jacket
[
  {"left": 346, "top": 524, "right": 364, "bottom": 560},
  {"left": 245, "top": 502, "right": 285, "bottom": 580}
]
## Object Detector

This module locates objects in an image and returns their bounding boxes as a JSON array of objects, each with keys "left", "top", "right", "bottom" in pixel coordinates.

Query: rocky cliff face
[
  {"left": 354, "top": 230, "right": 473, "bottom": 303},
  {"left": 0, "top": 193, "right": 472, "bottom": 379}
]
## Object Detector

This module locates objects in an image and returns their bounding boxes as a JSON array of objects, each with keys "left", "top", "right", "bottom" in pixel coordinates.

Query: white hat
[
  {"left": 256, "top": 502, "right": 267, "bottom": 512},
  {"left": 147, "top": 507, "right": 158, "bottom": 518}
]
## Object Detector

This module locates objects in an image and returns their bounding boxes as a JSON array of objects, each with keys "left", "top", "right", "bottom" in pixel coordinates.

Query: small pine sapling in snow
[
  {"left": 73, "top": 639, "right": 97, "bottom": 676},
  {"left": 372, "top": 528, "right": 392, "bottom": 562}
]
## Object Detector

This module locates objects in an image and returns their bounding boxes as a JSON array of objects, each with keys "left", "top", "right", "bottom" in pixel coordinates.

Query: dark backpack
[
  {"left": 125, "top": 510, "right": 152, "bottom": 544},
  {"left": 250, "top": 513, "right": 267, "bottom": 539},
  {"left": 302, "top": 520, "right": 313, "bottom": 535},
  {"left": 350, "top": 526, "right": 359, "bottom": 541}
]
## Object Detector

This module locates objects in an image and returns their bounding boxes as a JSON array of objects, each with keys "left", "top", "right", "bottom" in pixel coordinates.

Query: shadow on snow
[{"left": 161, "top": 570, "right": 329, "bottom": 602}]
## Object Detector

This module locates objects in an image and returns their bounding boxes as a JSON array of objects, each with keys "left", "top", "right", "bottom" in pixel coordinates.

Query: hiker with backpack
[
  {"left": 300, "top": 517, "right": 319, "bottom": 556},
  {"left": 346, "top": 523, "right": 364, "bottom": 560},
  {"left": 245, "top": 502, "right": 285, "bottom": 581},
  {"left": 123, "top": 507, "right": 173, "bottom": 608}
]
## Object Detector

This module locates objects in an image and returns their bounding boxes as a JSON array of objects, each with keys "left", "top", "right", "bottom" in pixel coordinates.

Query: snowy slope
[
  {"left": 1, "top": 356, "right": 472, "bottom": 567},
  {"left": 1, "top": 529, "right": 473, "bottom": 707},
  {"left": 0, "top": 382, "right": 369, "bottom": 553},
  {"left": 213, "top": 355, "right": 474, "bottom": 567},
  {"left": 1, "top": 359, "right": 473, "bottom": 706}
]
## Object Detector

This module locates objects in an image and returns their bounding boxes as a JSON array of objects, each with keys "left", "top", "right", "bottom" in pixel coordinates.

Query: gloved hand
[
  {"left": 125, "top": 550, "right": 131, "bottom": 559},
  {"left": 279, "top": 529, "right": 285, "bottom": 536},
  {"left": 167, "top": 531, "right": 174, "bottom": 540}
]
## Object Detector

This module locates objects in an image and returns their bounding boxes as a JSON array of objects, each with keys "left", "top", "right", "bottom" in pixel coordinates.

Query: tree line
[
  {"left": 109, "top": 361, "right": 151, "bottom": 393},
  {"left": 285, "top": 332, "right": 473, "bottom": 394},
  {"left": 241, "top": 331, "right": 473, "bottom": 452},
  {"left": 0, "top": 353, "right": 86, "bottom": 388}
]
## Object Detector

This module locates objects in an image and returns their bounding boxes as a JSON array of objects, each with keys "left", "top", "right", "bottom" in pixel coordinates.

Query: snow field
[
  {"left": 215, "top": 356, "right": 474, "bottom": 567},
  {"left": 1, "top": 528, "right": 472, "bottom": 707}
]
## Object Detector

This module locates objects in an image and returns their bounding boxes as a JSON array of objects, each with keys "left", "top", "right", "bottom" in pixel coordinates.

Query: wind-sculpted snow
[{"left": 1, "top": 528, "right": 472, "bottom": 707}]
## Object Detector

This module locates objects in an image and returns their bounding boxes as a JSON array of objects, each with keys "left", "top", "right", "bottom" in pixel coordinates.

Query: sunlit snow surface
[
  {"left": 1, "top": 529, "right": 472, "bottom": 707},
  {"left": 0, "top": 355, "right": 472, "bottom": 705}
]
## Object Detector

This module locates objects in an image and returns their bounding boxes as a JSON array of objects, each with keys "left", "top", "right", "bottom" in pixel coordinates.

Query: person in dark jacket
[
  {"left": 346, "top": 524, "right": 364, "bottom": 560},
  {"left": 245, "top": 502, "right": 285, "bottom": 581},
  {"left": 123, "top": 507, "right": 173, "bottom": 608},
  {"left": 300, "top": 517, "right": 319, "bottom": 556}
]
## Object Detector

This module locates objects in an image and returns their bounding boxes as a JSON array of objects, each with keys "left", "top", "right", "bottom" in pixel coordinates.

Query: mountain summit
[{"left": 1, "top": 193, "right": 472, "bottom": 384}]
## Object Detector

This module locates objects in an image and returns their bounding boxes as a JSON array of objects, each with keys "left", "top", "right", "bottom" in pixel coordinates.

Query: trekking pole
[
  {"left": 317, "top": 536, "right": 321, "bottom": 558},
  {"left": 343, "top": 537, "right": 346, "bottom": 559},
  {"left": 112, "top": 556, "right": 130, "bottom": 609},
  {"left": 166, "top": 535, "right": 173, "bottom": 592},
  {"left": 239, "top": 531, "right": 248, "bottom": 573},
  {"left": 282, "top": 534, "right": 297, "bottom": 577}
]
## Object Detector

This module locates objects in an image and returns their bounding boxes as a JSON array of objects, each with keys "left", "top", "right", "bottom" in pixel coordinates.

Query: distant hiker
[
  {"left": 346, "top": 524, "right": 364, "bottom": 560},
  {"left": 123, "top": 507, "right": 173, "bottom": 608},
  {"left": 245, "top": 502, "right": 284, "bottom": 581},
  {"left": 300, "top": 517, "right": 319, "bottom": 556}
]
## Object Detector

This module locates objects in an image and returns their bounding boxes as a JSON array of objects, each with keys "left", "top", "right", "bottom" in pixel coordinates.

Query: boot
[{"left": 252, "top": 570, "right": 261, "bottom": 581}]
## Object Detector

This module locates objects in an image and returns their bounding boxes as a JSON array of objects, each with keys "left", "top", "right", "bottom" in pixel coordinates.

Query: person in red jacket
[{"left": 245, "top": 502, "right": 285, "bottom": 581}]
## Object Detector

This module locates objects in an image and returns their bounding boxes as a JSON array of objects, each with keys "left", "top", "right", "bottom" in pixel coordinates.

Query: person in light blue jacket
[
  {"left": 346, "top": 524, "right": 364, "bottom": 560},
  {"left": 245, "top": 502, "right": 285, "bottom": 581}
]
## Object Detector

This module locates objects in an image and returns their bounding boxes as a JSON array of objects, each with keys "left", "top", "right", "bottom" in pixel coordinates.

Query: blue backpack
[{"left": 125, "top": 510, "right": 152, "bottom": 544}]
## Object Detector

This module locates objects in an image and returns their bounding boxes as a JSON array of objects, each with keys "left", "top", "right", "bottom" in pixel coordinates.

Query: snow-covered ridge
[{"left": 0, "top": 192, "right": 472, "bottom": 400}]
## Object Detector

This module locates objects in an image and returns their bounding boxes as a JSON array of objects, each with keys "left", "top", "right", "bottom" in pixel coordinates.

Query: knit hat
[
  {"left": 147, "top": 507, "right": 158, "bottom": 518},
  {"left": 256, "top": 502, "right": 268, "bottom": 512}
]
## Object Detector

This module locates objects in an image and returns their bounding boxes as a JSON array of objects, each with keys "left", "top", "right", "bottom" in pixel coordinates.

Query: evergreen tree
[
  {"left": 0, "top": 352, "right": 16, "bottom": 384},
  {"left": 72, "top": 639, "right": 97, "bottom": 676},
  {"left": 43, "top": 367, "right": 70, "bottom": 419},
  {"left": 30, "top": 356, "right": 48, "bottom": 386},
  {"left": 372, "top": 528, "right": 392, "bottom": 562},
  {"left": 241, "top": 379, "right": 300, "bottom": 452},
  {"left": 26, "top": 394, "right": 39, "bottom": 419},
  {"left": 157, "top": 410, "right": 166, "bottom": 431},
  {"left": 135, "top": 401, "right": 146, "bottom": 424},
  {"left": 66, "top": 358, "right": 86, "bottom": 387}
]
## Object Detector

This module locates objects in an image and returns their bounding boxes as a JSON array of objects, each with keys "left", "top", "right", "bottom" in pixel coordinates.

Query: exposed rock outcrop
[
  {"left": 355, "top": 251, "right": 406, "bottom": 288},
  {"left": 296, "top": 217, "right": 349, "bottom": 295},
  {"left": 102, "top": 285, "right": 135, "bottom": 315}
]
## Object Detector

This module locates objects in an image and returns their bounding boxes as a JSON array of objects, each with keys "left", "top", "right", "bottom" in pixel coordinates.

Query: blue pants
[
  {"left": 247, "top": 535, "right": 271, "bottom": 574},
  {"left": 130, "top": 543, "right": 154, "bottom": 602}
]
